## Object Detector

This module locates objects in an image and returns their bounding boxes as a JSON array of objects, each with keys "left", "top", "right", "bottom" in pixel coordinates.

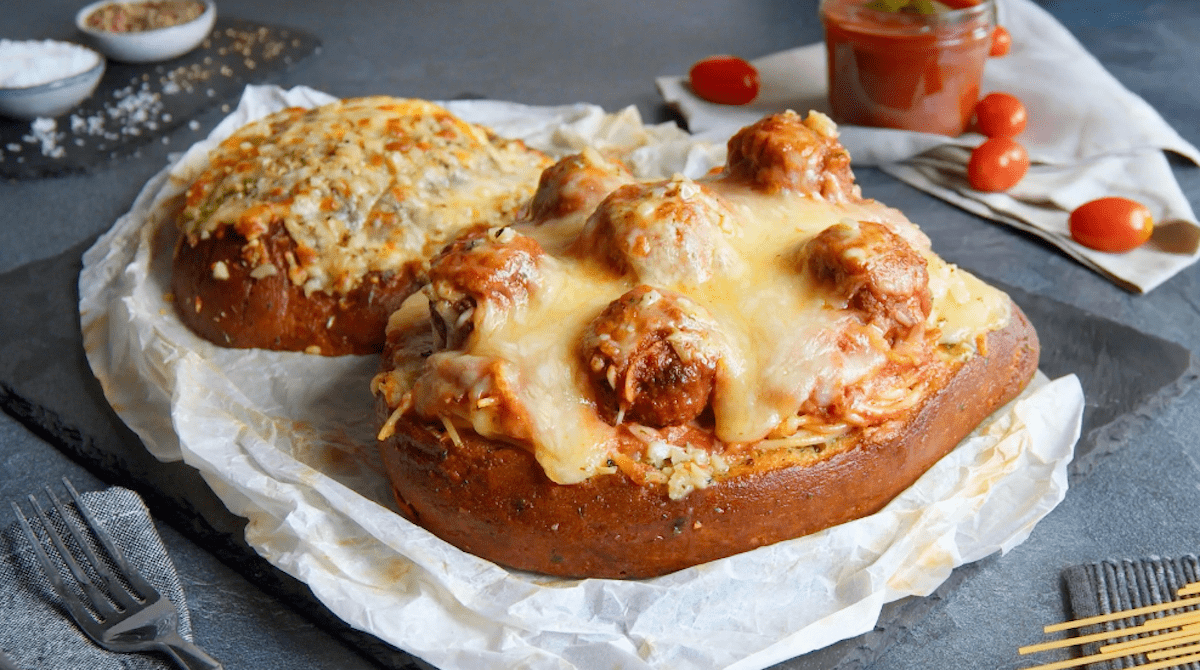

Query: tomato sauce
[{"left": 820, "top": 0, "right": 994, "bottom": 136}]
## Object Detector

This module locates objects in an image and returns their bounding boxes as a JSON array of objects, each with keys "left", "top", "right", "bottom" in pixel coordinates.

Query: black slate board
[
  {"left": 0, "top": 17, "right": 320, "bottom": 180},
  {"left": 0, "top": 244, "right": 1193, "bottom": 670},
  {"left": 994, "top": 279, "right": 1198, "bottom": 480}
]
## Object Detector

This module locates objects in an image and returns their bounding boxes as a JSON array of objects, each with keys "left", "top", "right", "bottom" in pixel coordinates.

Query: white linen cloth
[
  {"left": 79, "top": 84, "right": 1084, "bottom": 670},
  {"left": 656, "top": 0, "right": 1200, "bottom": 293}
]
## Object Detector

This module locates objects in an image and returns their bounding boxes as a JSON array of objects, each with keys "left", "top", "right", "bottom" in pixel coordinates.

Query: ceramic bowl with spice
[
  {"left": 76, "top": 0, "right": 216, "bottom": 64},
  {"left": 0, "top": 39, "right": 106, "bottom": 119}
]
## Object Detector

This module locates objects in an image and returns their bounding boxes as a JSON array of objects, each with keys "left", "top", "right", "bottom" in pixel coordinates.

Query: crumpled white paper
[
  {"left": 79, "top": 84, "right": 1084, "bottom": 670},
  {"left": 656, "top": 0, "right": 1200, "bottom": 294}
]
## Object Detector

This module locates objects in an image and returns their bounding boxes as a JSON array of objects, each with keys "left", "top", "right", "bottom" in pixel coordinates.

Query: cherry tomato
[
  {"left": 990, "top": 25, "right": 1012, "bottom": 57},
  {"left": 688, "top": 55, "right": 760, "bottom": 106},
  {"left": 1069, "top": 197, "right": 1154, "bottom": 253},
  {"left": 973, "top": 92, "right": 1027, "bottom": 137},
  {"left": 967, "top": 137, "right": 1029, "bottom": 192}
]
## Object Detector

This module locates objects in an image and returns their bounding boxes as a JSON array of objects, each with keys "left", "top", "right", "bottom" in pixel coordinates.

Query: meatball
[
  {"left": 723, "top": 110, "right": 860, "bottom": 202},
  {"left": 528, "top": 148, "right": 634, "bottom": 223},
  {"left": 424, "top": 227, "right": 545, "bottom": 349},
  {"left": 576, "top": 176, "right": 743, "bottom": 288},
  {"left": 581, "top": 285, "right": 725, "bottom": 428},
  {"left": 804, "top": 220, "right": 932, "bottom": 343}
]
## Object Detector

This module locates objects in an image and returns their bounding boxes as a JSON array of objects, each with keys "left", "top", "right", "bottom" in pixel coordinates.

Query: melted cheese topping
[
  {"left": 381, "top": 183, "right": 1010, "bottom": 486},
  {"left": 178, "top": 96, "right": 551, "bottom": 296},
  {"left": 377, "top": 116, "right": 1012, "bottom": 488}
]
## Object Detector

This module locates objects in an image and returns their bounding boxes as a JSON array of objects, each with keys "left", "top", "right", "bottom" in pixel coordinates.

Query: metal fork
[{"left": 13, "top": 479, "right": 222, "bottom": 670}]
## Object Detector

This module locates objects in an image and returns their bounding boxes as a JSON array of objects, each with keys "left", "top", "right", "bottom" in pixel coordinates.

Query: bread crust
[
  {"left": 376, "top": 303, "right": 1039, "bottom": 579},
  {"left": 172, "top": 221, "right": 418, "bottom": 356}
]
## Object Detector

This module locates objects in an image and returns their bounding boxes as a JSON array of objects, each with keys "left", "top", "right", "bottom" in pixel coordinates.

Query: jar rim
[{"left": 821, "top": 0, "right": 995, "bottom": 29}]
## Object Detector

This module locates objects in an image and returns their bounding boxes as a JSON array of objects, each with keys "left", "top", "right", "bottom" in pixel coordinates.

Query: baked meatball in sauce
[
  {"left": 722, "top": 109, "right": 860, "bottom": 202},
  {"left": 581, "top": 285, "right": 727, "bottom": 428},
  {"left": 575, "top": 175, "right": 745, "bottom": 288},
  {"left": 804, "top": 220, "right": 932, "bottom": 345},
  {"left": 424, "top": 226, "right": 546, "bottom": 350},
  {"left": 527, "top": 148, "right": 635, "bottom": 223}
]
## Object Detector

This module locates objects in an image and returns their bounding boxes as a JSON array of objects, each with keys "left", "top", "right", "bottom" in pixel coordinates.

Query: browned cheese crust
[
  {"left": 373, "top": 110, "right": 1041, "bottom": 578},
  {"left": 171, "top": 96, "right": 551, "bottom": 356}
]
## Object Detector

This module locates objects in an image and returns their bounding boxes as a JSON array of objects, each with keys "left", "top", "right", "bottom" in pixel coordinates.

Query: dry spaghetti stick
[
  {"left": 1099, "top": 621, "right": 1200, "bottom": 654},
  {"left": 1023, "top": 611, "right": 1200, "bottom": 655},
  {"left": 1180, "top": 582, "right": 1200, "bottom": 597},
  {"left": 1147, "top": 638, "right": 1200, "bottom": 661},
  {"left": 1044, "top": 593, "right": 1200, "bottom": 633}
]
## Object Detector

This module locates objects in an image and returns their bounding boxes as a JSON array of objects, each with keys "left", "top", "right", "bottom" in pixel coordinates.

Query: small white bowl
[
  {"left": 76, "top": 0, "right": 216, "bottom": 64},
  {"left": 0, "top": 55, "right": 105, "bottom": 120}
]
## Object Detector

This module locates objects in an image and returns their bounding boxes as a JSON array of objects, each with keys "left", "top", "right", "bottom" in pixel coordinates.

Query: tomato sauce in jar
[{"left": 820, "top": 0, "right": 994, "bottom": 136}]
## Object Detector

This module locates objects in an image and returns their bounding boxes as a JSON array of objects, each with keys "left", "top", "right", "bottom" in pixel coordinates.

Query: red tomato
[
  {"left": 689, "top": 55, "right": 760, "bottom": 106},
  {"left": 973, "top": 92, "right": 1027, "bottom": 137},
  {"left": 1069, "top": 197, "right": 1154, "bottom": 253},
  {"left": 990, "top": 26, "right": 1012, "bottom": 57},
  {"left": 967, "top": 137, "right": 1029, "bottom": 192}
]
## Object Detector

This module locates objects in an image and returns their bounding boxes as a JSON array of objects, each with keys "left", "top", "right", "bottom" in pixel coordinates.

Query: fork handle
[{"left": 155, "top": 632, "right": 224, "bottom": 670}]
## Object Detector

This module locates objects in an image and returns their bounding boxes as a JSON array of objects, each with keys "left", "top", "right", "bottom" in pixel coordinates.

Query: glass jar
[{"left": 820, "top": 0, "right": 995, "bottom": 136}]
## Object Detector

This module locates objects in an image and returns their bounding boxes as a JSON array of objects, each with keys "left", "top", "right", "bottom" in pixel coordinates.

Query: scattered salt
[
  {"left": 23, "top": 118, "right": 66, "bottom": 158},
  {"left": 0, "top": 40, "right": 100, "bottom": 89},
  {"left": 1, "top": 25, "right": 304, "bottom": 168}
]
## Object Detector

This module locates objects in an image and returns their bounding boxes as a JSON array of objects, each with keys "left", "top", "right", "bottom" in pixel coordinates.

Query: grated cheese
[{"left": 178, "top": 97, "right": 552, "bottom": 297}]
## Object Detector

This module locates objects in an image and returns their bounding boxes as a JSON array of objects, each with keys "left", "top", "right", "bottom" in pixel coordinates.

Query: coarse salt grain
[
  {"left": 0, "top": 40, "right": 101, "bottom": 89},
  {"left": 23, "top": 118, "right": 66, "bottom": 158}
]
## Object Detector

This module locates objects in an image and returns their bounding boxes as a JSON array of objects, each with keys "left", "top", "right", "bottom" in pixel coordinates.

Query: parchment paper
[{"left": 78, "top": 84, "right": 1084, "bottom": 670}]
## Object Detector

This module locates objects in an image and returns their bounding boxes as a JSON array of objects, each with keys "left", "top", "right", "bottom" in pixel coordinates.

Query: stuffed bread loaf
[
  {"left": 372, "top": 109, "right": 1039, "bottom": 579},
  {"left": 171, "top": 96, "right": 552, "bottom": 355}
]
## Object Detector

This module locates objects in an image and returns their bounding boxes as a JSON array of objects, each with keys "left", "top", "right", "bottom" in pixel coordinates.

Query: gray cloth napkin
[
  {"left": 656, "top": 0, "right": 1200, "bottom": 293},
  {"left": 1063, "top": 555, "right": 1200, "bottom": 670},
  {"left": 0, "top": 486, "right": 194, "bottom": 670}
]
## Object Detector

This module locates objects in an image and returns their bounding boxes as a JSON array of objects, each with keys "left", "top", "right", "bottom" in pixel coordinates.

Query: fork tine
[
  {"left": 61, "top": 479, "right": 159, "bottom": 602},
  {"left": 12, "top": 498, "right": 105, "bottom": 629},
  {"left": 60, "top": 480, "right": 157, "bottom": 607},
  {"left": 12, "top": 500, "right": 70, "bottom": 597},
  {"left": 48, "top": 481, "right": 146, "bottom": 611},
  {"left": 25, "top": 491, "right": 123, "bottom": 623}
]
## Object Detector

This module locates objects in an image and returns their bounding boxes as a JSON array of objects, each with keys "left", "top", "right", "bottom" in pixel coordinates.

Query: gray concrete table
[{"left": 1, "top": 1, "right": 1198, "bottom": 668}]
